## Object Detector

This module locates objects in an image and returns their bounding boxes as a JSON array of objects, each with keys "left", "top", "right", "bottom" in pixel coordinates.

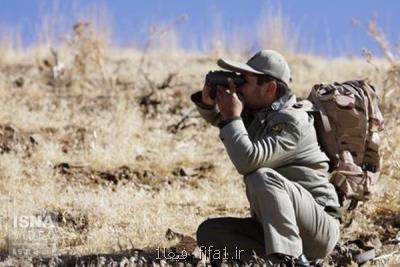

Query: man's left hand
[{"left": 216, "top": 78, "right": 243, "bottom": 119}]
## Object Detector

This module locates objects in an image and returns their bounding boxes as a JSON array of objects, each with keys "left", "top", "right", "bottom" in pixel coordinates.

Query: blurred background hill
[{"left": 1, "top": 0, "right": 400, "bottom": 57}]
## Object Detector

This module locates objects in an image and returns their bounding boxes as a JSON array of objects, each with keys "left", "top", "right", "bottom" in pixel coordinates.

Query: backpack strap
[
  {"left": 292, "top": 99, "right": 332, "bottom": 132},
  {"left": 348, "top": 199, "right": 359, "bottom": 210},
  {"left": 313, "top": 103, "right": 332, "bottom": 133},
  {"left": 361, "top": 81, "right": 384, "bottom": 131}
]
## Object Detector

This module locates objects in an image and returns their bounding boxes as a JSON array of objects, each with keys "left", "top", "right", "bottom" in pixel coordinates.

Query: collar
[
  {"left": 271, "top": 93, "right": 296, "bottom": 111},
  {"left": 254, "top": 93, "right": 297, "bottom": 119}
]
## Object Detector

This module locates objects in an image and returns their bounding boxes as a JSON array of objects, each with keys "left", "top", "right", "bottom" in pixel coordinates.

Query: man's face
[{"left": 237, "top": 73, "right": 275, "bottom": 111}]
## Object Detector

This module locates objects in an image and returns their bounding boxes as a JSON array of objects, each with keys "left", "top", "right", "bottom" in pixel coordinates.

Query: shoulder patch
[{"left": 271, "top": 123, "right": 285, "bottom": 134}]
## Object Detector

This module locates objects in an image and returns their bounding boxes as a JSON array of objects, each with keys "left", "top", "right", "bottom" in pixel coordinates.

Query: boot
[
  {"left": 293, "top": 254, "right": 310, "bottom": 267},
  {"left": 279, "top": 254, "right": 310, "bottom": 267}
]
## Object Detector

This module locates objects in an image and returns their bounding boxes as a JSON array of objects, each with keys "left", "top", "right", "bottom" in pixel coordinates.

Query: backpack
[{"left": 295, "top": 80, "right": 384, "bottom": 210}]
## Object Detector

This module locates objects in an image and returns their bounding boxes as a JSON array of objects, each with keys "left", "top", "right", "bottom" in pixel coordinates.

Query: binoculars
[{"left": 205, "top": 71, "right": 245, "bottom": 99}]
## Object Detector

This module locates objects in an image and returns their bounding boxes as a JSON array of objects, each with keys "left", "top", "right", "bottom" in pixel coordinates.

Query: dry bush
[
  {"left": 354, "top": 15, "right": 400, "bottom": 110},
  {"left": 33, "top": 2, "right": 114, "bottom": 95},
  {"left": 0, "top": 26, "right": 22, "bottom": 66},
  {"left": 257, "top": 6, "right": 299, "bottom": 55},
  {"left": 67, "top": 22, "right": 107, "bottom": 79},
  {"left": 35, "top": 21, "right": 116, "bottom": 97},
  {"left": 206, "top": 6, "right": 298, "bottom": 59},
  {"left": 133, "top": 16, "right": 189, "bottom": 118},
  {"left": 207, "top": 25, "right": 252, "bottom": 61},
  {"left": 0, "top": 39, "right": 10, "bottom": 64}
]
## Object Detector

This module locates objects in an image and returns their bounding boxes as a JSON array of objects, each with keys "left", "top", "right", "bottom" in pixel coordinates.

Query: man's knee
[
  {"left": 196, "top": 218, "right": 221, "bottom": 246},
  {"left": 244, "top": 167, "right": 286, "bottom": 192}
]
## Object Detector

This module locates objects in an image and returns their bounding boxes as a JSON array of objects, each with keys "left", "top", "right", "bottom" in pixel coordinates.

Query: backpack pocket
[{"left": 330, "top": 171, "right": 372, "bottom": 201}]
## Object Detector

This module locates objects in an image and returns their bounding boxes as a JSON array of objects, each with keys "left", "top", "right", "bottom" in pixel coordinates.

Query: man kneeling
[{"left": 191, "top": 50, "right": 341, "bottom": 266}]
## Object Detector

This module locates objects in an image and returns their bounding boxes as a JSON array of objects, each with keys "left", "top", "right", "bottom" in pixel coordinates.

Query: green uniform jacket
[{"left": 191, "top": 91, "right": 340, "bottom": 208}]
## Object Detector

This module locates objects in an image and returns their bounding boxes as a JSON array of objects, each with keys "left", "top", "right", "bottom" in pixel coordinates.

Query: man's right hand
[{"left": 202, "top": 84, "right": 216, "bottom": 106}]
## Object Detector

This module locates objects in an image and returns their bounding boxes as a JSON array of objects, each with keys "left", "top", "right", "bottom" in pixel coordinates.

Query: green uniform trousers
[{"left": 196, "top": 167, "right": 340, "bottom": 261}]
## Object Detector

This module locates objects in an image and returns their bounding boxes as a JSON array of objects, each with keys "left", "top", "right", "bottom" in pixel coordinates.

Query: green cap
[{"left": 217, "top": 50, "right": 291, "bottom": 85}]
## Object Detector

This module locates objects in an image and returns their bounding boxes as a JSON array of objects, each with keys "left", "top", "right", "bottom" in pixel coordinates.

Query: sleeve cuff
[{"left": 218, "top": 116, "right": 242, "bottom": 129}]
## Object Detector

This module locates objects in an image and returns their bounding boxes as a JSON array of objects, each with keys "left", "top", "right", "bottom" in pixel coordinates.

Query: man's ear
[{"left": 266, "top": 80, "right": 278, "bottom": 97}]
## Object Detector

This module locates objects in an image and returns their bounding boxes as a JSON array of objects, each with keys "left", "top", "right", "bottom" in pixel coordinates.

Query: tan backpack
[{"left": 297, "top": 80, "right": 384, "bottom": 209}]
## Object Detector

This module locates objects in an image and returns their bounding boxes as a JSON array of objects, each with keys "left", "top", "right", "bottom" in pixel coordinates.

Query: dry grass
[
  {"left": 0, "top": 14, "right": 399, "bottom": 267},
  {"left": 257, "top": 6, "right": 300, "bottom": 55}
]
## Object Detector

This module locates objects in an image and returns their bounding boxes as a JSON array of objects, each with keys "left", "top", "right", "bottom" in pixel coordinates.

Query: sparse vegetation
[{"left": 0, "top": 10, "right": 399, "bottom": 267}]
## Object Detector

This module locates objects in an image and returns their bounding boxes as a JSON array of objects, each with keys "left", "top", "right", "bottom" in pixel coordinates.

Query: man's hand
[
  {"left": 201, "top": 84, "right": 216, "bottom": 106},
  {"left": 216, "top": 78, "right": 243, "bottom": 119}
]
